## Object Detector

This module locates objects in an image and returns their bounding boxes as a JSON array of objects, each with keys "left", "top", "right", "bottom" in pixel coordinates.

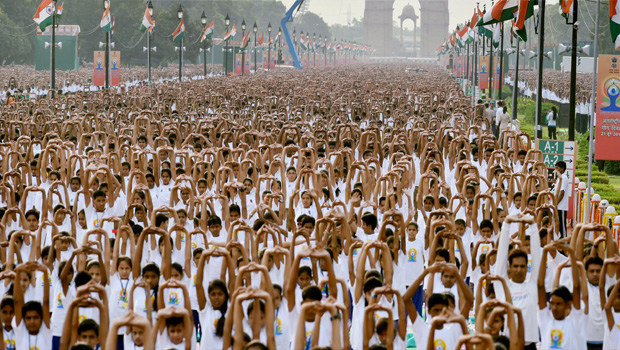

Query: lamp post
[
  {"left": 177, "top": 4, "right": 183, "bottom": 82},
  {"left": 567, "top": 0, "right": 578, "bottom": 141},
  {"left": 225, "top": 13, "right": 230, "bottom": 75},
  {"left": 201, "top": 11, "right": 207, "bottom": 77},
  {"left": 267, "top": 22, "right": 272, "bottom": 71},
  {"left": 241, "top": 19, "right": 246, "bottom": 76},
  {"left": 277, "top": 27, "right": 282, "bottom": 66},
  {"left": 293, "top": 28, "right": 296, "bottom": 57},
  {"left": 146, "top": 1, "right": 153, "bottom": 82},
  {"left": 323, "top": 36, "right": 327, "bottom": 66},
  {"left": 103, "top": 0, "right": 110, "bottom": 89},
  {"left": 51, "top": 0, "right": 58, "bottom": 95},
  {"left": 253, "top": 22, "right": 258, "bottom": 73},
  {"left": 313, "top": 33, "right": 316, "bottom": 67}
]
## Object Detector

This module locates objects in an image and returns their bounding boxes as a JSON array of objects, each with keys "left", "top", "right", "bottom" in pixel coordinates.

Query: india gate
[{"left": 363, "top": 0, "right": 450, "bottom": 57}]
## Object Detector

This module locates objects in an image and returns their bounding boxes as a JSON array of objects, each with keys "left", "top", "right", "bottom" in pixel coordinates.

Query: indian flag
[
  {"left": 201, "top": 19, "right": 214, "bottom": 43},
  {"left": 300, "top": 33, "right": 308, "bottom": 50},
  {"left": 33, "top": 0, "right": 54, "bottom": 31},
  {"left": 241, "top": 31, "right": 250, "bottom": 48},
  {"left": 56, "top": 2, "right": 63, "bottom": 18},
  {"left": 457, "top": 26, "right": 469, "bottom": 46},
  {"left": 140, "top": 6, "right": 155, "bottom": 33},
  {"left": 223, "top": 24, "right": 236, "bottom": 41},
  {"left": 478, "top": 8, "right": 493, "bottom": 39},
  {"left": 493, "top": 22, "right": 502, "bottom": 48},
  {"left": 477, "top": 0, "right": 537, "bottom": 27},
  {"left": 100, "top": 7, "right": 112, "bottom": 32},
  {"left": 172, "top": 18, "right": 185, "bottom": 43},
  {"left": 611, "top": 0, "right": 620, "bottom": 49},
  {"left": 560, "top": 0, "right": 573, "bottom": 20}
]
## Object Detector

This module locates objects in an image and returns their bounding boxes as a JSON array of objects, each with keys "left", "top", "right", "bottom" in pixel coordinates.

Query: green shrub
[{"left": 604, "top": 161, "right": 620, "bottom": 176}]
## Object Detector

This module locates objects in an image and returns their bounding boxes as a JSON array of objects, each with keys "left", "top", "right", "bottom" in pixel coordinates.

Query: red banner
[
  {"left": 493, "top": 56, "right": 501, "bottom": 90},
  {"left": 110, "top": 51, "right": 120, "bottom": 86},
  {"left": 93, "top": 51, "right": 105, "bottom": 86},
  {"left": 479, "top": 56, "right": 489, "bottom": 89},
  {"left": 595, "top": 55, "right": 620, "bottom": 160}
]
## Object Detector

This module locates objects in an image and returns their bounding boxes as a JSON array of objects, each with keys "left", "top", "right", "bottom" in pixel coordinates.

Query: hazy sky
[{"left": 281, "top": 0, "right": 497, "bottom": 30}]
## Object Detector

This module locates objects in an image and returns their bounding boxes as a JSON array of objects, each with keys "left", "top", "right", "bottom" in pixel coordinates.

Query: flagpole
[
  {"left": 499, "top": 23, "right": 504, "bottom": 101},
  {"left": 51, "top": 0, "right": 57, "bottom": 96},
  {"left": 473, "top": 36, "right": 478, "bottom": 105},
  {"left": 466, "top": 41, "right": 470, "bottom": 94},
  {"left": 534, "top": 0, "right": 546, "bottom": 142},
  {"left": 512, "top": 37, "right": 520, "bottom": 121},
  {"left": 585, "top": 0, "right": 601, "bottom": 222},
  {"left": 489, "top": 24, "right": 494, "bottom": 100},
  {"left": 568, "top": 0, "right": 579, "bottom": 141}
]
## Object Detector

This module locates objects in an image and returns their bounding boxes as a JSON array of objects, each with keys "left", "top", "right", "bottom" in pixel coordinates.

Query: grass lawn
[
  {"left": 516, "top": 103, "right": 620, "bottom": 206},
  {"left": 609, "top": 175, "right": 620, "bottom": 192}
]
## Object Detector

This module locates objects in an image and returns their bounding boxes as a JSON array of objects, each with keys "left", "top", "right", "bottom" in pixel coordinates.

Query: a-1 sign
[{"left": 537, "top": 139, "right": 577, "bottom": 167}]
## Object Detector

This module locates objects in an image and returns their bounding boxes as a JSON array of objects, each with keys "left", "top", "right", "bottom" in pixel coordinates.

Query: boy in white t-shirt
[{"left": 13, "top": 262, "right": 52, "bottom": 350}]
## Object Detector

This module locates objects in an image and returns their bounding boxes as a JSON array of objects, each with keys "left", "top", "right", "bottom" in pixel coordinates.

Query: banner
[
  {"left": 595, "top": 55, "right": 620, "bottom": 160},
  {"left": 493, "top": 56, "right": 501, "bottom": 90},
  {"left": 479, "top": 55, "right": 489, "bottom": 89},
  {"left": 110, "top": 51, "right": 120, "bottom": 86},
  {"left": 93, "top": 51, "right": 105, "bottom": 86}
]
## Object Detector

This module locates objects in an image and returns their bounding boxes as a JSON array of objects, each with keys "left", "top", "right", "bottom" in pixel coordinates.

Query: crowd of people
[
  {"left": 0, "top": 62, "right": 616, "bottom": 350},
  {"left": 506, "top": 69, "right": 593, "bottom": 114},
  {"left": 0, "top": 64, "right": 218, "bottom": 101}
]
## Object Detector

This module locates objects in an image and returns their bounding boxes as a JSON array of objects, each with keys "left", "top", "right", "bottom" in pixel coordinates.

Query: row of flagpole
[
  {"left": 437, "top": 0, "right": 612, "bottom": 227},
  {"left": 33, "top": 0, "right": 375, "bottom": 83}
]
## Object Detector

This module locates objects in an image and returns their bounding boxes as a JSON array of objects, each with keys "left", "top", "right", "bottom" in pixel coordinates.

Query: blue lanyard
[{"left": 28, "top": 333, "right": 37, "bottom": 350}]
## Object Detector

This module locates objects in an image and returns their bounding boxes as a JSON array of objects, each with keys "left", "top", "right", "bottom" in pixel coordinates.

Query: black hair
[
  {"left": 361, "top": 213, "right": 378, "bottom": 230},
  {"left": 208, "top": 280, "right": 229, "bottom": 337},
  {"left": 436, "top": 248, "right": 450, "bottom": 262},
  {"left": 0, "top": 296, "right": 14, "bottom": 310},
  {"left": 25, "top": 209, "right": 40, "bottom": 220},
  {"left": 555, "top": 161, "right": 567, "bottom": 171},
  {"left": 363, "top": 277, "right": 383, "bottom": 293},
  {"left": 479, "top": 219, "right": 493, "bottom": 231},
  {"left": 92, "top": 190, "right": 106, "bottom": 200},
  {"left": 301, "top": 286, "right": 322, "bottom": 302},
  {"left": 247, "top": 299, "right": 266, "bottom": 316},
  {"left": 427, "top": 293, "right": 449, "bottom": 310},
  {"left": 165, "top": 316, "right": 185, "bottom": 328},
  {"left": 508, "top": 249, "right": 528, "bottom": 266},
  {"left": 585, "top": 256, "right": 604, "bottom": 271},
  {"left": 155, "top": 213, "right": 169, "bottom": 227},
  {"left": 22, "top": 301, "right": 43, "bottom": 319},
  {"left": 208, "top": 215, "right": 222, "bottom": 227},
  {"left": 75, "top": 272, "right": 92, "bottom": 288},
  {"left": 77, "top": 319, "right": 99, "bottom": 336},
  {"left": 550, "top": 286, "right": 572, "bottom": 302},
  {"left": 298, "top": 266, "right": 313, "bottom": 278}
]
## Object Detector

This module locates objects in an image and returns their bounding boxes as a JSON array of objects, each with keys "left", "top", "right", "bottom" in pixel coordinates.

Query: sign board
[
  {"left": 93, "top": 51, "right": 105, "bottom": 86},
  {"left": 595, "top": 55, "right": 620, "bottom": 160},
  {"left": 110, "top": 51, "right": 121, "bottom": 86},
  {"left": 479, "top": 56, "right": 489, "bottom": 89},
  {"left": 536, "top": 139, "right": 578, "bottom": 218}
]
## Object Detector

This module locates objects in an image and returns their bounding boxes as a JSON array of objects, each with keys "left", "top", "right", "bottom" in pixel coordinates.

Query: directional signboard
[{"left": 536, "top": 139, "right": 578, "bottom": 217}]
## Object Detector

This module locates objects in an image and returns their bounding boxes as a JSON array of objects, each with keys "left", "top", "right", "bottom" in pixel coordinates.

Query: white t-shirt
[
  {"left": 556, "top": 172, "right": 571, "bottom": 211},
  {"left": 155, "top": 330, "right": 185, "bottom": 350},
  {"left": 538, "top": 305, "right": 587, "bottom": 350},
  {"left": 410, "top": 316, "right": 463, "bottom": 350},
  {"left": 198, "top": 304, "right": 224, "bottom": 350},
  {"left": 107, "top": 273, "right": 133, "bottom": 335},
  {"left": 13, "top": 319, "right": 52, "bottom": 350}
]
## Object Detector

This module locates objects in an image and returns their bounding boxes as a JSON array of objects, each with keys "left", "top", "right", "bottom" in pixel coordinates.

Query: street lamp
[
  {"left": 323, "top": 35, "right": 327, "bottom": 66},
  {"left": 277, "top": 27, "right": 282, "bottom": 66},
  {"left": 147, "top": 0, "right": 153, "bottom": 82},
  {"left": 201, "top": 11, "right": 207, "bottom": 77},
  {"left": 267, "top": 22, "right": 272, "bottom": 71},
  {"left": 565, "top": 0, "right": 579, "bottom": 141},
  {"left": 177, "top": 4, "right": 183, "bottom": 82},
  {"left": 225, "top": 13, "right": 230, "bottom": 75},
  {"left": 253, "top": 21, "right": 258, "bottom": 73},
  {"left": 293, "top": 28, "right": 297, "bottom": 58},
  {"left": 103, "top": 0, "right": 110, "bottom": 89},
  {"left": 241, "top": 19, "right": 246, "bottom": 75},
  {"left": 50, "top": 0, "right": 58, "bottom": 95},
  {"left": 313, "top": 33, "right": 316, "bottom": 67}
]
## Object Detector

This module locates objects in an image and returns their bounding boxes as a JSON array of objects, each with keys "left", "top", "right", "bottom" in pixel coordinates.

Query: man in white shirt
[
  {"left": 554, "top": 161, "right": 570, "bottom": 238},
  {"left": 494, "top": 214, "right": 541, "bottom": 350}
]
